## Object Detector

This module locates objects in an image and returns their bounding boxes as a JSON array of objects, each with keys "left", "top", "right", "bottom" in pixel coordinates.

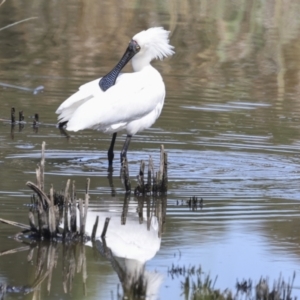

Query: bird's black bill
[{"left": 99, "top": 40, "right": 140, "bottom": 91}]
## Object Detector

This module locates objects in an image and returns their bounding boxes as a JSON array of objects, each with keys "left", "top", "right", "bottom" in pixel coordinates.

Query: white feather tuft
[{"left": 133, "top": 27, "right": 175, "bottom": 61}]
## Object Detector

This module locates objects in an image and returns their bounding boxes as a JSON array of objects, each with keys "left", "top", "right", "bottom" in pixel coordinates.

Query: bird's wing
[
  {"left": 55, "top": 78, "right": 106, "bottom": 123},
  {"left": 56, "top": 78, "right": 102, "bottom": 113},
  {"left": 55, "top": 74, "right": 131, "bottom": 123},
  {"left": 67, "top": 71, "right": 165, "bottom": 132}
]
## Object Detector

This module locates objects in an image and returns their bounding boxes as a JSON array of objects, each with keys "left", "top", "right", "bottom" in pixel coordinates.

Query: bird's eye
[{"left": 136, "top": 45, "right": 140, "bottom": 51}]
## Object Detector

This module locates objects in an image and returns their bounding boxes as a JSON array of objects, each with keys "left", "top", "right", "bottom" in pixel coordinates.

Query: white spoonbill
[{"left": 56, "top": 27, "right": 174, "bottom": 166}]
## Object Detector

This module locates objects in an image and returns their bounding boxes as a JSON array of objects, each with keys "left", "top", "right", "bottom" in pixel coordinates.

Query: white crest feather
[{"left": 133, "top": 27, "right": 175, "bottom": 60}]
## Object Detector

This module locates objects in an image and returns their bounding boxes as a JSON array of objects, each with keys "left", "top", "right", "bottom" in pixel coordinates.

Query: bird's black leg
[
  {"left": 58, "top": 121, "right": 68, "bottom": 128},
  {"left": 107, "top": 168, "right": 116, "bottom": 196},
  {"left": 108, "top": 132, "right": 117, "bottom": 167},
  {"left": 120, "top": 135, "right": 132, "bottom": 164}
]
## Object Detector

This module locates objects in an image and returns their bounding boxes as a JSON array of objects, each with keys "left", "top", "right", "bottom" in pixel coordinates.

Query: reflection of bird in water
[
  {"left": 56, "top": 27, "right": 174, "bottom": 166},
  {"left": 102, "top": 253, "right": 164, "bottom": 300},
  {"left": 86, "top": 208, "right": 161, "bottom": 261},
  {"left": 84, "top": 197, "right": 165, "bottom": 299}
]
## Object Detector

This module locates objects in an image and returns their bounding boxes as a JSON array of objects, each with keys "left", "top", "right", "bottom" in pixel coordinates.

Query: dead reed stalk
[
  {"left": 0, "top": 142, "right": 97, "bottom": 242},
  {"left": 134, "top": 145, "right": 168, "bottom": 196}
]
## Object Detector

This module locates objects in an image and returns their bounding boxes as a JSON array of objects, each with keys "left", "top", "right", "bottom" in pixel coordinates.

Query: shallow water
[{"left": 1, "top": 0, "right": 300, "bottom": 299}]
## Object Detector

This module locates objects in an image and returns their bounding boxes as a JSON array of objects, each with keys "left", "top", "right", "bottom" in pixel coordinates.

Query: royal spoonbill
[{"left": 56, "top": 27, "right": 174, "bottom": 166}]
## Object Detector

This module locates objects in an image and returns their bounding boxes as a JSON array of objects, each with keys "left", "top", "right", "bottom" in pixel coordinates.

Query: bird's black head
[{"left": 127, "top": 39, "right": 141, "bottom": 55}]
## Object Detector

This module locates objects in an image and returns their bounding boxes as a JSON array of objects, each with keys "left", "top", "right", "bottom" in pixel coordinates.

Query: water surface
[{"left": 1, "top": 0, "right": 300, "bottom": 299}]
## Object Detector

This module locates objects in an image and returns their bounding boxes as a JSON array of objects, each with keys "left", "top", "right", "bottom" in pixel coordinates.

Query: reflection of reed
[
  {"left": 0, "top": 242, "right": 87, "bottom": 298},
  {"left": 121, "top": 193, "right": 130, "bottom": 225},
  {"left": 62, "top": 243, "right": 87, "bottom": 295},
  {"left": 124, "top": 194, "right": 167, "bottom": 237}
]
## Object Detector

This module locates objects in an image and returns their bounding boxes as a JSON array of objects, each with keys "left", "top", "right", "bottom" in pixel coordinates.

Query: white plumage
[{"left": 56, "top": 27, "right": 174, "bottom": 165}]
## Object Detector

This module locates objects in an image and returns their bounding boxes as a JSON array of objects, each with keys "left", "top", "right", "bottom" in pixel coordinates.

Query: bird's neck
[{"left": 131, "top": 53, "right": 152, "bottom": 72}]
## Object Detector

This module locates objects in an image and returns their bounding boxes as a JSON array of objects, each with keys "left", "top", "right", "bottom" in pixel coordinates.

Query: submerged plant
[{"left": 169, "top": 264, "right": 297, "bottom": 300}]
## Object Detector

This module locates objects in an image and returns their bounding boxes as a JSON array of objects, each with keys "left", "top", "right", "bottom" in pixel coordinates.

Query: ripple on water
[
  {"left": 14, "top": 143, "right": 35, "bottom": 149},
  {"left": 181, "top": 100, "right": 271, "bottom": 112}
]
